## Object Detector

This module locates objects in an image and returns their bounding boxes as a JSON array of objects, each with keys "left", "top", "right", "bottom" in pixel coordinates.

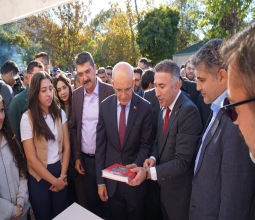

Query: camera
[{"left": 12, "top": 74, "right": 25, "bottom": 95}]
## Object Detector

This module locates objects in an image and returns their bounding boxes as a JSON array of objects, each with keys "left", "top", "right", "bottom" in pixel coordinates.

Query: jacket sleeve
[
  {"left": 16, "top": 175, "right": 29, "bottom": 208},
  {"left": 0, "top": 198, "right": 18, "bottom": 220}
]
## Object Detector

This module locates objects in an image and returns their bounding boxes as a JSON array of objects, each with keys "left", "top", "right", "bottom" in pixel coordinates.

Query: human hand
[
  {"left": 50, "top": 175, "right": 68, "bottom": 191},
  {"left": 75, "top": 159, "right": 85, "bottom": 175},
  {"left": 12, "top": 204, "right": 24, "bottom": 220},
  {"left": 143, "top": 158, "right": 155, "bottom": 168},
  {"left": 126, "top": 163, "right": 137, "bottom": 169},
  {"left": 127, "top": 167, "right": 147, "bottom": 186},
  {"left": 98, "top": 185, "right": 108, "bottom": 202}
]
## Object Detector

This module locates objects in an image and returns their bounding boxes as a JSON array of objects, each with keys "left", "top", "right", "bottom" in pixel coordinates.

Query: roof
[{"left": 173, "top": 41, "right": 207, "bottom": 56}]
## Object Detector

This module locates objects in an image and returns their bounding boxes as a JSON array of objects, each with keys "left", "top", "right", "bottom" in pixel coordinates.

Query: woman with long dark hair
[
  {"left": 20, "top": 71, "right": 70, "bottom": 220},
  {"left": 0, "top": 95, "right": 29, "bottom": 220}
]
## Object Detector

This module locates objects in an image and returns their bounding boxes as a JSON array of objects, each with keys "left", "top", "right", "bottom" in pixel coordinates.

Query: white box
[{"left": 53, "top": 202, "right": 103, "bottom": 220}]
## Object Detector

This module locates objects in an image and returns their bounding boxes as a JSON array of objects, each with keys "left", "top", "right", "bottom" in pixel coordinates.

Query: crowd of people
[{"left": 0, "top": 20, "right": 255, "bottom": 220}]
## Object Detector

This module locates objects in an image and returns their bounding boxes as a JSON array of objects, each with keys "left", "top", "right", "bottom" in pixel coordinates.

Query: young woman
[
  {"left": 21, "top": 71, "right": 70, "bottom": 220},
  {"left": 0, "top": 95, "right": 29, "bottom": 220},
  {"left": 53, "top": 73, "right": 73, "bottom": 122}
]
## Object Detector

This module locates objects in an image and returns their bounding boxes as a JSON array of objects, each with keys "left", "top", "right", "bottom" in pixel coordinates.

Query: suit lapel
[
  {"left": 98, "top": 80, "right": 108, "bottom": 105},
  {"left": 122, "top": 93, "right": 138, "bottom": 148},
  {"left": 77, "top": 87, "right": 85, "bottom": 125},
  {"left": 159, "top": 93, "right": 184, "bottom": 157},
  {"left": 194, "top": 110, "right": 224, "bottom": 176}
]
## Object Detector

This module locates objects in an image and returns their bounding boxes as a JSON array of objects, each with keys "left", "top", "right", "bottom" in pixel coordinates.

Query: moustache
[{"left": 84, "top": 79, "right": 91, "bottom": 84}]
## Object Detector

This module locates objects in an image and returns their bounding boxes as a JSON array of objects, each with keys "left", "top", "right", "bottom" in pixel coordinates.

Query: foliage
[
  {"left": 194, "top": 0, "right": 254, "bottom": 39},
  {"left": 87, "top": 3, "right": 141, "bottom": 67},
  {"left": 20, "top": 1, "right": 91, "bottom": 67},
  {"left": 169, "top": 0, "right": 199, "bottom": 51},
  {"left": 0, "top": 22, "right": 32, "bottom": 67},
  {"left": 137, "top": 5, "right": 180, "bottom": 63}
]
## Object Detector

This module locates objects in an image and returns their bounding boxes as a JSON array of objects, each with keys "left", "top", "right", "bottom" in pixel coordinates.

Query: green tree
[
  {"left": 169, "top": 0, "right": 199, "bottom": 51},
  {"left": 20, "top": 1, "right": 91, "bottom": 67},
  {"left": 195, "top": 0, "right": 254, "bottom": 39},
  {"left": 137, "top": 5, "right": 180, "bottom": 63}
]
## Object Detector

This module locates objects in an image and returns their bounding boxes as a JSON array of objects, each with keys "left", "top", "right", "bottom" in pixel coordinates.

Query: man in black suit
[
  {"left": 129, "top": 60, "right": 202, "bottom": 220},
  {"left": 95, "top": 62, "right": 152, "bottom": 220},
  {"left": 189, "top": 39, "right": 255, "bottom": 220},
  {"left": 70, "top": 52, "right": 114, "bottom": 218}
]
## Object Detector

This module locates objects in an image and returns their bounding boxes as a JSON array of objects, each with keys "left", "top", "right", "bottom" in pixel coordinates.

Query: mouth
[{"left": 84, "top": 79, "right": 91, "bottom": 85}]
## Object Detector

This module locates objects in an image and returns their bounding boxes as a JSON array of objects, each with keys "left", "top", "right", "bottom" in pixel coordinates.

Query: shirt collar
[
  {"left": 168, "top": 90, "right": 181, "bottom": 111},
  {"left": 211, "top": 89, "right": 228, "bottom": 113},
  {"left": 84, "top": 78, "right": 99, "bottom": 95},
  {"left": 117, "top": 99, "right": 131, "bottom": 108}
]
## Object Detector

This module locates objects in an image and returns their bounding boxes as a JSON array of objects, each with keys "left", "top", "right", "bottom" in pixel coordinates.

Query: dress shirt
[
  {"left": 194, "top": 89, "right": 228, "bottom": 172},
  {"left": 117, "top": 99, "right": 131, "bottom": 130},
  {"left": 81, "top": 80, "right": 99, "bottom": 154},
  {"left": 150, "top": 90, "right": 181, "bottom": 181}
]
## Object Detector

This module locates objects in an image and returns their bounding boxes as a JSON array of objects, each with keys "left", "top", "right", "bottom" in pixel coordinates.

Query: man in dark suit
[
  {"left": 189, "top": 39, "right": 255, "bottom": 220},
  {"left": 129, "top": 60, "right": 202, "bottom": 220},
  {"left": 95, "top": 62, "right": 152, "bottom": 220},
  {"left": 70, "top": 51, "right": 114, "bottom": 218}
]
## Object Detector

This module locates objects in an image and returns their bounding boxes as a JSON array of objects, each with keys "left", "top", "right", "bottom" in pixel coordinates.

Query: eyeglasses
[
  {"left": 78, "top": 67, "right": 93, "bottom": 77},
  {"left": 221, "top": 97, "right": 255, "bottom": 122},
  {"left": 115, "top": 87, "right": 133, "bottom": 94}
]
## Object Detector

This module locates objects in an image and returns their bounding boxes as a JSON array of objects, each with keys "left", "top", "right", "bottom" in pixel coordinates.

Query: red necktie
[
  {"left": 163, "top": 107, "right": 171, "bottom": 135},
  {"left": 119, "top": 104, "right": 126, "bottom": 148}
]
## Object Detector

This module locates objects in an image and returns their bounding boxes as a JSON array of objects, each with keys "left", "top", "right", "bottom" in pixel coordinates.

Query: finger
[{"left": 130, "top": 167, "right": 140, "bottom": 172}]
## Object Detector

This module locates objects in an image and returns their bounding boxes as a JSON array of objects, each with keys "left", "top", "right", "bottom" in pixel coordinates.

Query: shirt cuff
[
  {"left": 150, "top": 156, "right": 156, "bottom": 163},
  {"left": 150, "top": 167, "right": 157, "bottom": 181}
]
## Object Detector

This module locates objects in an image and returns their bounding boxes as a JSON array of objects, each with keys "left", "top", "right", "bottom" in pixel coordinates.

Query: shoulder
[
  {"left": 99, "top": 81, "right": 114, "bottom": 93},
  {"left": 73, "top": 86, "right": 84, "bottom": 96},
  {"left": 20, "top": 112, "right": 29, "bottom": 124},
  {"left": 144, "top": 88, "right": 155, "bottom": 98},
  {"left": 101, "top": 93, "right": 115, "bottom": 106},
  {"left": 134, "top": 93, "right": 151, "bottom": 109}
]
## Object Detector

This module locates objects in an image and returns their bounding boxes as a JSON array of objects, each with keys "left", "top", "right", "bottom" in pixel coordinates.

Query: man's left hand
[{"left": 126, "top": 163, "right": 137, "bottom": 169}]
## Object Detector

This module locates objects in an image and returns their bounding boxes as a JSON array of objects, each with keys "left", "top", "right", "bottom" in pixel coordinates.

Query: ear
[
  {"left": 218, "top": 69, "right": 227, "bottom": 84},
  {"left": 93, "top": 64, "right": 97, "bottom": 70}
]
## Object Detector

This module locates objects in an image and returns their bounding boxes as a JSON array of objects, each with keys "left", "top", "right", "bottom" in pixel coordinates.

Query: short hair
[
  {"left": 221, "top": 20, "right": 255, "bottom": 100},
  {"left": 74, "top": 51, "right": 94, "bottom": 67},
  {"left": 133, "top": 67, "right": 143, "bottom": 76},
  {"left": 106, "top": 66, "right": 113, "bottom": 70},
  {"left": 27, "top": 61, "right": 44, "bottom": 74},
  {"left": 190, "top": 39, "right": 223, "bottom": 76},
  {"left": 139, "top": 57, "right": 149, "bottom": 67},
  {"left": 141, "top": 69, "right": 155, "bottom": 90},
  {"left": 154, "top": 60, "right": 180, "bottom": 82},
  {"left": 97, "top": 67, "right": 106, "bottom": 74},
  {"left": 1, "top": 60, "right": 19, "bottom": 75},
  {"left": 35, "top": 52, "right": 50, "bottom": 65}
]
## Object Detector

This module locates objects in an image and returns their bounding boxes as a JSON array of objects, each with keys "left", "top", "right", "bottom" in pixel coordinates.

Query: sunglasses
[{"left": 221, "top": 97, "right": 255, "bottom": 122}]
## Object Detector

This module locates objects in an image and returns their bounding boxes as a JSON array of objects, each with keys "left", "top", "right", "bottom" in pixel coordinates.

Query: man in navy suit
[
  {"left": 129, "top": 60, "right": 202, "bottom": 220},
  {"left": 189, "top": 39, "right": 255, "bottom": 220},
  {"left": 95, "top": 62, "right": 152, "bottom": 220}
]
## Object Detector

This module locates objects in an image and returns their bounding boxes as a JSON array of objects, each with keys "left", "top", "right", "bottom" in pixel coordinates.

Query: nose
[
  {"left": 196, "top": 82, "right": 201, "bottom": 92},
  {"left": 0, "top": 110, "right": 5, "bottom": 120},
  {"left": 155, "top": 87, "right": 160, "bottom": 98}
]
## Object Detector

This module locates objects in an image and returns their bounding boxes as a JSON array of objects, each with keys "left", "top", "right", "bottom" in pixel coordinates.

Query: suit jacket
[
  {"left": 95, "top": 93, "right": 152, "bottom": 197},
  {"left": 181, "top": 77, "right": 200, "bottom": 104},
  {"left": 70, "top": 80, "right": 114, "bottom": 163},
  {"left": 189, "top": 109, "right": 255, "bottom": 220},
  {"left": 144, "top": 88, "right": 160, "bottom": 141},
  {"left": 151, "top": 91, "right": 202, "bottom": 220}
]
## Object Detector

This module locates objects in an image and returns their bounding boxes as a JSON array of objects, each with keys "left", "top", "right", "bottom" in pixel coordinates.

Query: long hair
[
  {"left": 53, "top": 73, "right": 73, "bottom": 121},
  {"left": 0, "top": 96, "right": 27, "bottom": 177},
  {"left": 28, "top": 71, "right": 60, "bottom": 141}
]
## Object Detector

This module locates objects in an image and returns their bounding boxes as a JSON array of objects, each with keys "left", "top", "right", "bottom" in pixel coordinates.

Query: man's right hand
[
  {"left": 75, "top": 159, "right": 85, "bottom": 175},
  {"left": 98, "top": 185, "right": 108, "bottom": 202},
  {"left": 143, "top": 158, "right": 156, "bottom": 168}
]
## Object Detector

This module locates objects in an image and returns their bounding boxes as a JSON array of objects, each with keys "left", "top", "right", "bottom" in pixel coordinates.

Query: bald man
[{"left": 95, "top": 62, "right": 152, "bottom": 220}]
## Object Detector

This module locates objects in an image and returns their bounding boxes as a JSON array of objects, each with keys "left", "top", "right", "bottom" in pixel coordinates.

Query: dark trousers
[
  {"left": 108, "top": 182, "right": 145, "bottom": 220},
  {"left": 82, "top": 153, "right": 106, "bottom": 219},
  {"left": 28, "top": 161, "right": 67, "bottom": 220}
]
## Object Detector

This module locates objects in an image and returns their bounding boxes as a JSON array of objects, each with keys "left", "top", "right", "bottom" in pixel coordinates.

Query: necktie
[
  {"left": 163, "top": 107, "right": 171, "bottom": 135},
  {"left": 119, "top": 104, "right": 126, "bottom": 148}
]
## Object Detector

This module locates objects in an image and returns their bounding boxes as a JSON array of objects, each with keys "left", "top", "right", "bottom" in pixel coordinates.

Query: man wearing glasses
[
  {"left": 70, "top": 52, "right": 114, "bottom": 218},
  {"left": 95, "top": 62, "right": 152, "bottom": 220},
  {"left": 221, "top": 21, "right": 255, "bottom": 164},
  {"left": 105, "top": 66, "right": 113, "bottom": 85},
  {"left": 188, "top": 39, "right": 255, "bottom": 220}
]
